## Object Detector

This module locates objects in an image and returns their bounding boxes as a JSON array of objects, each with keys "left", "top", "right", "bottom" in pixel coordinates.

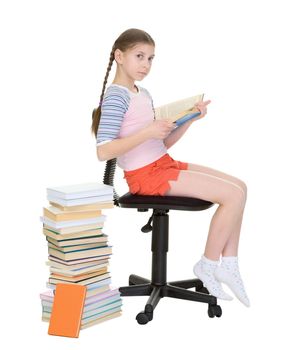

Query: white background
[{"left": 1, "top": 0, "right": 296, "bottom": 348}]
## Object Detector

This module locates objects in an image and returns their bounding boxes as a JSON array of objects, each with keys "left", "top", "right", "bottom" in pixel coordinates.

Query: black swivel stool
[{"left": 103, "top": 158, "right": 222, "bottom": 324}]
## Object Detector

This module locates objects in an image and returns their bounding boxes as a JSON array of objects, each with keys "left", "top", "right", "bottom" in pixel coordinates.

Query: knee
[
  {"left": 239, "top": 179, "right": 248, "bottom": 203},
  {"left": 228, "top": 185, "right": 247, "bottom": 211},
  {"left": 233, "top": 177, "right": 247, "bottom": 203}
]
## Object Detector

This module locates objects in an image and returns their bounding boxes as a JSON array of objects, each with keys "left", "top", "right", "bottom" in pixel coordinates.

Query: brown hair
[{"left": 91, "top": 28, "right": 155, "bottom": 138}]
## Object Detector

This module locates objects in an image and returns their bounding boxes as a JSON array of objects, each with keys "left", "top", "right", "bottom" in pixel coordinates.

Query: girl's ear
[{"left": 114, "top": 49, "right": 123, "bottom": 64}]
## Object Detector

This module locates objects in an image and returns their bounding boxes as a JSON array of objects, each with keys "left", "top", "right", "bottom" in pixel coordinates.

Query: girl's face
[{"left": 117, "top": 43, "right": 155, "bottom": 82}]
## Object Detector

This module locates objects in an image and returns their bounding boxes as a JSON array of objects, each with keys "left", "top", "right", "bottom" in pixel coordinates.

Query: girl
[{"left": 91, "top": 28, "right": 250, "bottom": 307}]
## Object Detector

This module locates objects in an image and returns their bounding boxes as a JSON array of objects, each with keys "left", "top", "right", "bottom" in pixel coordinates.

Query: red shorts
[{"left": 123, "top": 153, "right": 188, "bottom": 196}]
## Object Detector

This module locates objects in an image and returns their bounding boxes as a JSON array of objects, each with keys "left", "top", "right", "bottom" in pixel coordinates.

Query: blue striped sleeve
[{"left": 96, "top": 86, "right": 130, "bottom": 145}]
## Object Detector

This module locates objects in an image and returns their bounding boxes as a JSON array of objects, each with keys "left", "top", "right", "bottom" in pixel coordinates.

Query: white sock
[
  {"left": 193, "top": 255, "right": 233, "bottom": 301},
  {"left": 214, "top": 256, "right": 250, "bottom": 307}
]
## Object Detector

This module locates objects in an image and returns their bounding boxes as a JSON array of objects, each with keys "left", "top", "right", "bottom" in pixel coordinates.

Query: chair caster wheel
[
  {"left": 136, "top": 311, "right": 153, "bottom": 324},
  {"left": 208, "top": 304, "right": 222, "bottom": 318}
]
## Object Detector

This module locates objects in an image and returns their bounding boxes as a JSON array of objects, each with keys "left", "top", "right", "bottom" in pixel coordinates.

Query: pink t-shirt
[{"left": 96, "top": 83, "right": 168, "bottom": 171}]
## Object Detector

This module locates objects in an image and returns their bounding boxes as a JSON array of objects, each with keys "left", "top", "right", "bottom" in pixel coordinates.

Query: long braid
[
  {"left": 91, "top": 46, "right": 115, "bottom": 137},
  {"left": 99, "top": 46, "right": 115, "bottom": 107}
]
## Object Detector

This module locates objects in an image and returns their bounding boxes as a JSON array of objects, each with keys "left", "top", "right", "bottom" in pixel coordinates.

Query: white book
[
  {"left": 81, "top": 306, "right": 122, "bottom": 325},
  {"left": 82, "top": 300, "right": 122, "bottom": 319},
  {"left": 80, "top": 311, "right": 121, "bottom": 329},
  {"left": 41, "top": 311, "right": 122, "bottom": 328},
  {"left": 49, "top": 262, "right": 109, "bottom": 277},
  {"left": 47, "top": 194, "right": 113, "bottom": 206},
  {"left": 40, "top": 287, "right": 119, "bottom": 303},
  {"left": 46, "top": 277, "right": 112, "bottom": 290},
  {"left": 155, "top": 93, "right": 204, "bottom": 121},
  {"left": 48, "top": 255, "right": 108, "bottom": 265},
  {"left": 84, "top": 295, "right": 121, "bottom": 312},
  {"left": 46, "top": 182, "right": 113, "bottom": 200},
  {"left": 46, "top": 259, "right": 109, "bottom": 270},
  {"left": 40, "top": 215, "right": 106, "bottom": 229},
  {"left": 45, "top": 205, "right": 103, "bottom": 216},
  {"left": 42, "top": 297, "right": 122, "bottom": 315}
]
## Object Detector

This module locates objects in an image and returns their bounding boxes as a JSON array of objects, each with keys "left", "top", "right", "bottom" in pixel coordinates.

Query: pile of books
[{"left": 39, "top": 182, "right": 122, "bottom": 330}]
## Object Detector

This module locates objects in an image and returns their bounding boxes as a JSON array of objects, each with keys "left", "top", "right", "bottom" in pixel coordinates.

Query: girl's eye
[{"left": 137, "top": 54, "right": 154, "bottom": 61}]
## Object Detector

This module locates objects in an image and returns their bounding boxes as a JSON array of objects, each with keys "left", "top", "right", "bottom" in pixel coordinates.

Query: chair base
[{"left": 119, "top": 274, "right": 222, "bottom": 324}]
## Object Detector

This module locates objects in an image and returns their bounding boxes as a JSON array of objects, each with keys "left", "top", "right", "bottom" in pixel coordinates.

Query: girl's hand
[
  {"left": 145, "top": 120, "right": 175, "bottom": 139},
  {"left": 191, "top": 100, "right": 211, "bottom": 122}
]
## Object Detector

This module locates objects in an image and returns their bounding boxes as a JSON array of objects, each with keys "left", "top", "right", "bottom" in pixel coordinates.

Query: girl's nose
[{"left": 144, "top": 60, "right": 151, "bottom": 69}]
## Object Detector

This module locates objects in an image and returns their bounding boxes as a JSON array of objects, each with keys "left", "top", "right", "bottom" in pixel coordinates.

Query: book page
[{"left": 155, "top": 94, "right": 204, "bottom": 122}]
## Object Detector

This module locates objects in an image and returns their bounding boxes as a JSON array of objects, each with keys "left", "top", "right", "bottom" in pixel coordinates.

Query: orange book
[{"left": 48, "top": 283, "right": 86, "bottom": 338}]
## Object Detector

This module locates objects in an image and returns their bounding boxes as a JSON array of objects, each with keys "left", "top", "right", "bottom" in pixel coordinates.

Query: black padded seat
[{"left": 118, "top": 193, "right": 214, "bottom": 211}]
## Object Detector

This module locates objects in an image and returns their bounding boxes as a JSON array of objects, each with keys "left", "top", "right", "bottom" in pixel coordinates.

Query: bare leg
[
  {"left": 203, "top": 201, "right": 245, "bottom": 260},
  {"left": 186, "top": 162, "right": 247, "bottom": 258},
  {"left": 222, "top": 210, "right": 244, "bottom": 257},
  {"left": 186, "top": 162, "right": 247, "bottom": 200},
  {"left": 165, "top": 168, "right": 246, "bottom": 260}
]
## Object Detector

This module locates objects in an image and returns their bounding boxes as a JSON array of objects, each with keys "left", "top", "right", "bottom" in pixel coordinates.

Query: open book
[{"left": 155, "top": 93, "right": 204, "bottom": 127}]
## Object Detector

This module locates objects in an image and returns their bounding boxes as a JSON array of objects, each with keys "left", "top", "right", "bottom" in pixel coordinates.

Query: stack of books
[{"left": 39, "top": 182, "right": 122, "bottom": 330}]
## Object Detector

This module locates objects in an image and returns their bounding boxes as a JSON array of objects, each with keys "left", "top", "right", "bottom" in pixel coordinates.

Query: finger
[
  {"left": 197, "top": 99, "right": 210, "bottom": 103},
  {"left": 196, "top": 101, "right": 210, "bottom": 107},
  {"left": 197, "top": 100, "right": 211, "bottom": 107}
]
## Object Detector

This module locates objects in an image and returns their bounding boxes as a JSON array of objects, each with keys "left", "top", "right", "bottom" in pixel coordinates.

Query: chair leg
[
  {"left": 129, "top": 274, "right": 151, "bottom": 285},
  {"left": 119, "top": 283, "right": 152, "bottom": 296},
  {"left": 146, "top": 286, "right": 162, "bottom": 311},
  {"left": 169, "top": 278, "right": 203, "bottom": 290},
  {"left": 169, "top": 278, "right": 210, "bottom": 293},
  {"left": 165, "top": 284, "right": 217, "bottom": 305},
  {"left": 136, "top": 286, "right": 162, "bottom": 325}
]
